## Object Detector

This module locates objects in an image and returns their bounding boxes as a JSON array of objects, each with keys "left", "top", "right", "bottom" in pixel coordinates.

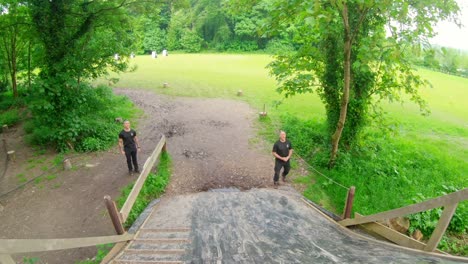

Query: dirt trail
[{"left": 0, "top": 89, "right": 275, "bottom": 263}]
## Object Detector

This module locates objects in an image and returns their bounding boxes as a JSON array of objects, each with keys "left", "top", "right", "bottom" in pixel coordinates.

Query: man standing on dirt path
[
  {"left": 272, "top": 131, "right": 293, "bottom": 187},
  {"left": 119, "top": 120, "right": 141, "bottom": 175}
]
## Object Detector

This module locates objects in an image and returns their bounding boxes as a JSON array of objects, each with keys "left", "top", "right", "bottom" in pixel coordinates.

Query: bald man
[{"left": 272, "top": 131, "right": 293, "bottom": 187}]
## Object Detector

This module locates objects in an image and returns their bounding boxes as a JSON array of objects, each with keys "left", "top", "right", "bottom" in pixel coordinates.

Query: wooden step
[
  {"left": 113, "top": 260, "right": 184, "bottom": 264},
  {"left": 140, "top": 228, "right": 191, "bottom": 233},
  {"left": 133, "top": 238, "right": 190, "bottom": 244},
  {"left": 123, "top": 249, "right": 186, "bottom": 255}
]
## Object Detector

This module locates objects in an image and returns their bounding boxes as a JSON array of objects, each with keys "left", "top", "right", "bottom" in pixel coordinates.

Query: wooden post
[
  {"left": 2, "top": 138, "right": 6, "bottom": 152},
  {"left": 237, "top": 90, "right": 243, "bottom": 96},
  {"left": 1, "top": 125, "right": 7, "bottom": 133},
  {"left": 424, "top": 202, "right": 458, "bottom": 252},
  {"left": 104, "top": 195, "right": 125, "bottom": 235},
  {"left": 259, "top": 104, "right": 267, "bottom": 117},
  {"left": 163, "top": 82, "right": 169, "bottom": 88},
  {"left": 343, "top": 186, "right": 356, "bottom": 219},
  {"left": 63, "top": 158, "right": 72, "bottom": 170},
  {"left": 7, "top": 151, "right": 15, "bottom": 161}
]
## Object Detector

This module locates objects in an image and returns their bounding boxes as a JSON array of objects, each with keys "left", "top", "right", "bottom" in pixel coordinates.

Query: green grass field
[{"left": 101, "top": 54, "right": 467, "bottom": 253}]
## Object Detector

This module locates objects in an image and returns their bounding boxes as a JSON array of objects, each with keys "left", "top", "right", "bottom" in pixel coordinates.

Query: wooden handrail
[
  {"left": 339, "top": 188, "right": 468, "bottom": 227},
  {"left": 119, "top": 135, "right": 166, "bottom": 223},
  {"left": 0, "top": 233, "right": 134, "bottom": 254}
]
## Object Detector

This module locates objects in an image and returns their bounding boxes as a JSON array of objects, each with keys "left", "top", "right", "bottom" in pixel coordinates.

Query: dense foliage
[{"left": 130, "top": 0, "right": 293, "bottom": 53}]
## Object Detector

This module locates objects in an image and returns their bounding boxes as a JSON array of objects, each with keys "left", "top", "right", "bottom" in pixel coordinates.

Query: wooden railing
[
  {"left": 339, "top": 188, "right": 468, "bottom": 253},
  {"left": 0, "top": 135, "right": 167, "bottom": 264}
]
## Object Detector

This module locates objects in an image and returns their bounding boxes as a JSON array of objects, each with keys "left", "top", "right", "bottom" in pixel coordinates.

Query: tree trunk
[
  {"left": 11, "top": 40, "right": 17, "bottom": 98},
  {"left": 329, "top": 3, "right": 351, "bottom": 168},
  {"left": 28, "top": 41, "right": 32, "bottom": 90}
]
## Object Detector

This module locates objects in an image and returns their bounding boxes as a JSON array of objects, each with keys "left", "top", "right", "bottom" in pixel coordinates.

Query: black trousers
[
  {"left": 274, "top": 159, "right": 290, "bottom": 182},
  {"left": 124, "top": 148, "right": 139, "bottom": 172}
]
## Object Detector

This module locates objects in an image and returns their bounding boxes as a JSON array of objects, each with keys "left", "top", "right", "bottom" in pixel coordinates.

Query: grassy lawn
[{"left": 101, "top": 54, "right": 467, "bottom": 253}]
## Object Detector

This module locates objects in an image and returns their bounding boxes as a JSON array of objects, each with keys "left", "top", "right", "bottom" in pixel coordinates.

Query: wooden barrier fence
[
  {"left": 339, "top": 188, "right": 468, "bottom": 252},
  {"left": 0, "top": 135, "right": 167, "bottom": 263}
]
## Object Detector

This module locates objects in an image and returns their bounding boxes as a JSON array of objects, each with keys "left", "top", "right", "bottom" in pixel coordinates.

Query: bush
[
  {"left": 408, "top": 186, "right": 467, "bottom": 236},
  {"left": 180, "top": 30, "right": 202, "bottom": 53},
  {"left": 27, "top": 84, "right": 138, "bottom": 151},
  {"left": 0, "top": 109, "right": 20, "bottom": 126}
]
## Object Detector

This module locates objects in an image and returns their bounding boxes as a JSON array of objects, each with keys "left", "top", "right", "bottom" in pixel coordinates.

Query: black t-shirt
[
  {"left": 273, "top": 140, "right": 292, "bottom": 159},
  {"left": 119, "top": 129, "right": 137, "bottom": 150}
]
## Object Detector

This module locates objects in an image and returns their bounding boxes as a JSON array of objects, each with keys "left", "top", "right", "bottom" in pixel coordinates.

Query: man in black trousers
[
  {"left": 272, "top": 131, "right": 293, "bottom": 187},
  {"left": 118, "top": 120, "right": 141, "bottom": 175}
]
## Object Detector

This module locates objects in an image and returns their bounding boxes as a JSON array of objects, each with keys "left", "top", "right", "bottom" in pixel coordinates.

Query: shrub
[
  {"left": 27, "top": 84, "right": 138, "bottom": 151},
  {"left": 0, "top": 109, "right": 20, "bottom": 126},
  {"left": 180, "top": 30, "right": 202, "bottom": 53},
  {"left": 408, "top": 186, "right": 467, "bottom": 236}
]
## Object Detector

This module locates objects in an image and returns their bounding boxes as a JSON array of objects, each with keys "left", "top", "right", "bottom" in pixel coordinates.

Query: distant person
[
  {"left": 162, "top": 49, "right": 168, "bottom": 56},
  {"left": 118, "top": 120, "right": 141, "bottom": 175},
  {"left": 272, "top": 131, "right": 293, "bottom": 187},
  {"left": 151, "top": 51, "right": 157, "bottom": 59},
  {"left": 130, "top": 52, "right": 135, "bottom": 59}
]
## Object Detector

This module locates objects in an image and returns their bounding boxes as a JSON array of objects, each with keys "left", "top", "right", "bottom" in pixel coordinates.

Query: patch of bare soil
[
  {"left": 118, "top": 89, "right": 274, "bottom": 194},
  {"left": 0, "top": 89, "right": 287, "bottom": 263}
]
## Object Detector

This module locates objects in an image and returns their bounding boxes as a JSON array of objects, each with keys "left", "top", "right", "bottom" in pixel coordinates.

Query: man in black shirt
[
  {"left": 272, "top": 131, "right": 293, "bottom": 187},
  {"left": 118, "top": 120, "right": 141, "bottom": 175}
]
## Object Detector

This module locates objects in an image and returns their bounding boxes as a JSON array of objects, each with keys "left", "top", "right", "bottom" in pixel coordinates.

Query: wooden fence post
[
  {"left": 424, "top": 202, "right": 458, "bottom": 252},
  {"left": 343, "top": 186, "right": 356, "bottom": 219},
  {"left": 104, "top": 195, "right": 125, "bottom": 235}
]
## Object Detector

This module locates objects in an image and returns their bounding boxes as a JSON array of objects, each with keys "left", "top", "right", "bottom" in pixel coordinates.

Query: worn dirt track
[{"left": 0, "top": 89, "right": 276, "bottom": 263}]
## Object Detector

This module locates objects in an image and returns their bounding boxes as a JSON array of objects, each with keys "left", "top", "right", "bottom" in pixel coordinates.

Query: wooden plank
[
  {"left": 123, "top": 249, "right": 185, "bottom": 255},
  {"left": 100, "top": 241, "right": 128, "bottom": 264},
  {"left": 140, "top": 228, "right": 190, "bottom": 233},
  {"left": 355, "top": 213, "right": 445, "bottom": 254},
  {"left": 120, "top": 135, "right": 166, "bottom": 222},
  {"left": 339, "top": 188, "right": 468, "bottom": 227},
  {"left": 134, "top": 238, "right": 190, "bottom": 244},
  {"left": 0, "top": 233, "right": 134, "bottom": 254},
  {"left": 424, "top": 203, "right": 458, "bottom": 252},
  {"left": 0, "top": 254, "right": 15, "bottom": 264},
  {"left": 114, "top": 261, "right": 183, "bottom": 264}
]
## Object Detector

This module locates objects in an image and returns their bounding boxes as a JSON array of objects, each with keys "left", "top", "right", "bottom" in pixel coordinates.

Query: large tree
[
  {"left": 25, "top": 0, "right": 142, "bottom": 150},
  {"left": 267, "top": 0, "right": 460, "bottom": 167}
]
